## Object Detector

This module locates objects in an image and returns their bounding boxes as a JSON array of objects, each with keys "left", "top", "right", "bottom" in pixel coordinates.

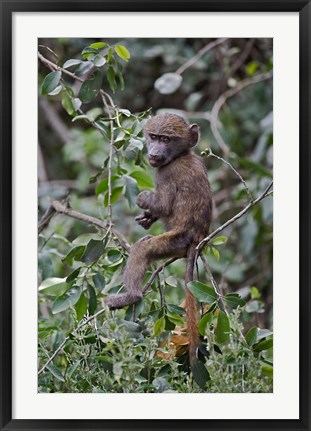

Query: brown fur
[{"left": 105, "top": 113, "right": 213, "bottom": 364}]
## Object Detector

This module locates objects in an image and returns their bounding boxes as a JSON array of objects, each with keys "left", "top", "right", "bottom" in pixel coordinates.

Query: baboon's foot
[{"left": 104, "top": 292, "right": 143, "bottom": 310}]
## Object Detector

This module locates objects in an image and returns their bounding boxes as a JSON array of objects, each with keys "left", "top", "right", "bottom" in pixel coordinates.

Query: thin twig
[
  {"left": 101, "top": 93, "right": 114, "bottom": 228},
  {"left": 210, "top": 70, "right": 273, "bottom": 155},
  {"left": 206, "top": 149, "right": 253, "bottom": 203},
  {"left": 51, "top": 200, "right": 130, "bottom": 252},
  {"left": 196, "top": 181, "right": 273, "bottom": 253},
  {"left": 143, "top": 258, "right": 177, "bottom": 294},
  {"left": 229, "top": 38, "right": 255, "bottom": 77},
  {"left": 176, "top": 38, "right": 228, "bottom": 75},
  {"left": 38, "top": 205, "right": 56, "bottom": 234},
  {"left": 200, "top": 254, "right": 227, "bottom": 313}
]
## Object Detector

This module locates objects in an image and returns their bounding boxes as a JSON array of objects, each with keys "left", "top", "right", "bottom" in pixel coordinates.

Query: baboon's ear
[{"left": 189, "top": 124, "right": 200, "bottom": 147}]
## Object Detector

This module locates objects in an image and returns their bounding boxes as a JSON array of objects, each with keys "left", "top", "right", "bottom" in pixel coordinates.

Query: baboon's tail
[{"left": 185, "top": 245, "right": 199, "bottom": 365}]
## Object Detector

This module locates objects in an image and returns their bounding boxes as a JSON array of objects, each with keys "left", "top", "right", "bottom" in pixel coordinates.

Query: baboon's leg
[{"left": 104, "top": 231, "right": 189, "bottom": 309}]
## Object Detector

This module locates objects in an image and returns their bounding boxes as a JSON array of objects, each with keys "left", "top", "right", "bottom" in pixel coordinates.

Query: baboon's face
[
  {"left": 146, "top": 133, "right": 175, "bottom": 167},
  {"left": 144, "top": 114, "right": 200, "bottom": 168}
]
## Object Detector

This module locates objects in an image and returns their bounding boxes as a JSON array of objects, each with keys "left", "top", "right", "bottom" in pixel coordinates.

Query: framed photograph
[{"left": 1, "top": 1, "right": 310, "bottom": 430}]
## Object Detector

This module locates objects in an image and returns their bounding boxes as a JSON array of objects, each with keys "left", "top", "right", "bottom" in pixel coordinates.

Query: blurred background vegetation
[{"left": 38, "top": 38, "right": 273, "bottom": 393}]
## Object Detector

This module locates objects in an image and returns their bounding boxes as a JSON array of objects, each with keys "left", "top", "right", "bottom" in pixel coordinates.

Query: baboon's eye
[
  {"left": 161, "top": 136, "right": 170, "bottom": 143},
  {"left": 149, "top": 134, "right": 157, "bottom": 141}
]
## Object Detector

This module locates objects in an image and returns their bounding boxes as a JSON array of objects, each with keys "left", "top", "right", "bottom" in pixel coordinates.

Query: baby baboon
[{"left": 105, "top": 113, "right": 213, "bottom": 363}]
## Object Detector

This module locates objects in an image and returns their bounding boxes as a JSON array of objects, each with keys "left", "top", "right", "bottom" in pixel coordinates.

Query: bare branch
[
  {"left": 196, "top": 180, "right": 273, "bottom": 253},
  {"left": 101, "top": 93, "right": 114, "bottom": 228},
  {"left": 51, "top": 200, "right": 130, "bottom": 252},
  {"left": 143, "top": 258, "right": 177, "bottom": 293},
  {"left": 210, "top": 70, "right": 273, "bottom": 154},
  {"left": 229, "top": 38, "right": 255, "bottom": 76},
  {"left": 176, "top": 38, "right": 228, "bottom": 75},
  {"left": 38, "top": 204, "right": 56, "bottom": 234},
  {"left": 205, "top": 149, "right": 253, "bottom": 203},
  {"left": 200, "top": 254, "right": 227, "bottom": 312}
]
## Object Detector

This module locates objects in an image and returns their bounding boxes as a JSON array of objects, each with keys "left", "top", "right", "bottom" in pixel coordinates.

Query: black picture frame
[{"left": 1, "top": 1, "right": 310, "bottom": 430}]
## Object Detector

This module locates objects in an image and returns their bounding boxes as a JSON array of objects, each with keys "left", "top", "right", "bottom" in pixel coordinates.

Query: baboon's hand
[
  {"left": 135, "top": 211, "right": 157, "bottom": 230},
  {"left": 136, "top": 191, "right": 152, "bottom": 209}
]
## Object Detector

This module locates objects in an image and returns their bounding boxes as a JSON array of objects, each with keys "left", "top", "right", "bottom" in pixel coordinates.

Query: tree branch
[
  {"left": 143, "top": 258, "right": 178, "bottom": 293},
  {"left": 41, "top": 200, "right": 131, "bottom": 252},
  {"left": 196, "top": 180, "right": 273, "bottom": 253},
  {"left": 176, "top": 38, "right": 228, "bottom": 75},
  {"left": 205, "top": 149, "right": 253, "bottom": 203},
  {"left": 210, "top": 70, "right": 273, "bottom": 154}
]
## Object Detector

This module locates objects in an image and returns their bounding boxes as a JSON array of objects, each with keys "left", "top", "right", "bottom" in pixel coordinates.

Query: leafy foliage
[{"left": 38, "top": 38, "right": 273, "bottom": 393}]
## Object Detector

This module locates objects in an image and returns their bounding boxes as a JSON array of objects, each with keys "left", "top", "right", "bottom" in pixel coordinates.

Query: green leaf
[
  {"left": 66, "top": 361, "right": 80, "bottom": 378},
  {"left": 223, "top": 293, "right": 246, "bottom": 308},
  {"left": 89, "top": 42, "right": 107, "bottom": 49},
  {"left": 198, "top": 309, "right": 214, "bottom": 336},
  {"left": 107, "top": 249, "right": 122, "bottom": 263},
  {"left": 250, "top": 286, "right": 261, "bottom": 299},
  {"left": 166, "top": 311, "right": 184, "bottom": 326},
  {"left": 73, "top": 98, "right": 82, "bottom": 111},
  {"left": 72, "top": 114, "right": 89, "bottom": 122},
  {"left": 74, "top": 292, "right": 88, "bottom": 320},
  {"left": 63, "top": 59, "right": 82, "bottom": 69},
  {"left": 246, "top": 60, "right": 259, "bottom": 76},
  {"left": 61, "top": 92, "right": 75, "bottom": 115},
  {"left": 95, "top": 175, "right": 119, "bottom": 196},
  {"left": 107, "top": 66, "right": 117, "bottom": 93},
  {"left": 166, "top": 304, "right": 185, "bottom": 315},
  {"left": 212, "top": 247, "right": 220, "bottom": 261},
  {"left": 81, "top": 239, "right": 104, "bottom": 263},
  {"left": 66, "top": 268, "right": 81, "bottom": 284},
  {"left": 124, "top": 175, "right": 139, "bottom": 208},
  {"left": 41, "top": 71, "right": 62, "bottom": 95},
  {"left": 154, "top": 316, "right": 165, "bottom": 336},
  {"left": 62, "top": 246, "right": 85, "bottom": 263},
  {"left": 254, "top": 338, "right": 273, "bottom": 352},
  {"left": 93, "top": 54, "right": 106, "bottom": 68},
  {"left": 211, "top": 236, "right": 228, "bottom": 246},
  {"left": 46, "top": 364, "right": 65, "bottom": 382},
  {"left": 245, "top": 326, "right": 258, "bottom": 346},
  {"left": 261, "top": 365, "right": 273, "bottom": 378},
  {"left": 191, "top": 360, "right": 211, "bottom": 390},
  {"left": 75, "top": 61, "right": 94, "bottom": 77},
  {"left": 165, "top": 276, "right": 178, "bottom": 287},
  {"left": 187, "top": 281, "right": 217, "bottom": 303},
  {"left": 72, "top": 233, "right": 102, "bottom": 246},
  {"left": 257, "top": 329, "right": 273, "bottom": 341},
  {"left": 81, "top": 47, "right": 98, "bottom": 57},
  {"left": 130, "top": 170, "right": 154, "bottom": 188},
  {"left": 117, "top": 69, "right": 125, "bottom": 91},
  {"left": 48, "top": 85, "right": 63, "bottom": 96},
  {"left": 215, "top": 310, "right": 230, "bottom": 344},
  {"left": 38, "top": 277, "right": 67, "bottom": 297},
  {"left": 107, "top": 47, "right": 112, "bottom": 63},
  {"left": 114, "top": 45, "right": 130, "bottom": 61},
  {"left": 52, "top": 287, "right": 81, "bottom": 314},
  {"left": 93, "top": 273, "right": 106, "bottom": 291},
  {"left": 78, "top": 70, "right": 103, "bottom": 103},
  {"left": 103, "top": 186, "right": 123, "bottom": 207},
  {"left": 129, "top": 136, "right": 144, "bottom": 150},
  {"left": 87, "top": 284, "right": 97, "bottom": 315}
]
